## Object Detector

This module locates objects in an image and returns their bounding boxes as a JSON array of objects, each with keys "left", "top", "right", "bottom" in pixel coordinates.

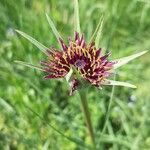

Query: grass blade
[
  {"left": 0, "top": 97, "right": 14, "bottom": 113},
  {"left": 14, "top": 60, "right": 44, "bottom": 71},
  {"left": 74, "top": 0, "right": 81, "bottom": 34},
  {"left": 104, "top": 79, "right": 137, "bottom": 88},
  {"left": 113, "top": 51, "right": 148, "bottom": 69},
  {"left": 45, "top": 13, "right": 62, "bottom": 43},
  {"left": 16, "top": 30, "right": 48, "bottom": 55},
  {"left": 98, "top": 134, "right": 131, "bottom": 148},
  {"left": 25, "top": 105, "right": 91, "bottom": 149}
]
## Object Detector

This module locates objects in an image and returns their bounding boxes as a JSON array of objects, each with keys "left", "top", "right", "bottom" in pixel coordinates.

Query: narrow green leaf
[
  {"left": 90, "top": 15, "right": 104, "bottom": 44},
  {"left": 74, "top": 0, "right": 81, "bottom": 34},
  {"left": 113, "top": 51, "right": 148, "bottom": 69},
  {"left": 15, "top": 60, "right": 44, "bottom": 71},
  {"left": 15, "top": 30, "right": 48, "bottom": 55},
  {"left": 45, "top": 13, "right": 62, "bottom": 43},
  {"left": 103, "top": 79, "right": 137, "bottom": 88}
]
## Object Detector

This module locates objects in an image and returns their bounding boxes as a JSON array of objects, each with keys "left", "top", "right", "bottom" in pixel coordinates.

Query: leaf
[
  {"left": 15, "top": 30, "right": 48, "bottom": 55},
  {"left": 103, "top": 79, "right": 137, "bottom": 88},
  {"left": 15, "top": 60, "right": 44, "bottom": 71},
  {"left": 90, "top": 14, "right": 104, "bottom": 44},
  {"left": 45, "top": 13, "right": 62, "bottom": 43},
  {"left": 74, "top": 0, "right": 81, "bottom": 34},
  {"left": 113, "top": 51, "right": 148, "bottom": 69}
]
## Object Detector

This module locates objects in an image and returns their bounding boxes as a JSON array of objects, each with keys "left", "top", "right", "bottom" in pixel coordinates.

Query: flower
[
  {"left": 16, "top": 16, "right": 147, "bottom": 95},
  {"left": 41, "top": 32, "right": 115, "bottom": 95}
]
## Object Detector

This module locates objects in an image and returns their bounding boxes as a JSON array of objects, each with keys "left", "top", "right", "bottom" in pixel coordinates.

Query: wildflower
[
  {"left": 41, "top": 32, "right": 115, "bottom": 95},
  {"left": 15, "top": 15, "right": 147, "bottom": 95}
]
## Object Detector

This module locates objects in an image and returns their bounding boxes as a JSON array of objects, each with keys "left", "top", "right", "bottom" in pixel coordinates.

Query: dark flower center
[{"left": 75, "top": 59, "right": 86, "bottom": 69}]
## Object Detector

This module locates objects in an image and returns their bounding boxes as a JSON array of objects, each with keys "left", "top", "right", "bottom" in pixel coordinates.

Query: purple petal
[
  {"left": 75, "top": 31, "right": 79, "bottom": 41},
  {"left": 59, "top": 38, "right": 68, "bottom": 51}
]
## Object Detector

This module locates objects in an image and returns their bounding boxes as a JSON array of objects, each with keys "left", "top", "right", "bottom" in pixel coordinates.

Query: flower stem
[{"left": 78, "top": 90, "right": 96, "bottom": 148}]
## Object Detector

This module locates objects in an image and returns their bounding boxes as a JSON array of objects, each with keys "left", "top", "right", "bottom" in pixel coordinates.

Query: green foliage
[{"left": 0, "top": 0, "right": 150, "bottom": 149}]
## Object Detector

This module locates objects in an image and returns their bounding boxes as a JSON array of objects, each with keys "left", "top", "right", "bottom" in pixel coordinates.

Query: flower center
[{"left": 75, "top": 59, "right": 86, "bottom": 69}]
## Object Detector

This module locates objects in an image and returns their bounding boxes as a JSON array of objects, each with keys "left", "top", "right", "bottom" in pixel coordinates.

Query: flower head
[
  {"left": 41, "top": 32, "right": 114, "bottom": 94},
  {"left": 16, "top": 12, "right": 147, "bottom": 96}
]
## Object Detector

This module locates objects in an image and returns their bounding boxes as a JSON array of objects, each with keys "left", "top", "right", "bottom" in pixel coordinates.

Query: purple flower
[{"left": 41, "top": 32, "right": 115, "bottom": 94}]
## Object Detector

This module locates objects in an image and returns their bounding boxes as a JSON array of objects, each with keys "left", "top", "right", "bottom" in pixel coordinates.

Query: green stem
[
  {"left": 101, "top": 74, "right": 116, "bottom": 134},
  {"left": 78, "top": 90, "right": 96, "bottom": 148}
]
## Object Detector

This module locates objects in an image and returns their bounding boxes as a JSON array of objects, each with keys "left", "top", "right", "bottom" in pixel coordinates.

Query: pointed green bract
[
  {"left": 15, "top": 30, "right": 48, "bottom": 55},
  {"left": 104, "top": 79, "right": 137, "bottom": 88},
  {"left": 113, "top": 51, "right": 148, "bottom": 69},
  {"left": 45, "top": 13, "right": 62, "bottom": 43},
  {"left": 69, "top": 0, "right": 81, "bottom": 82},
  {"left": 74, "top": 0, "right": 81, "bottom": 34},
  {"left": 15, "top": 60, "right": 44, "bottom": 71},
  {"left": 90, "top": 15, "right": 104, "bottom": 44},
  {"left": 45, "top": 13, "right": 72, "bottom": 82},
  {"left": 95, "top": 15, "right": 104, "bottom": 48},
  {"left": 65, "top": 69, "right": 73, "bottom": 82}
]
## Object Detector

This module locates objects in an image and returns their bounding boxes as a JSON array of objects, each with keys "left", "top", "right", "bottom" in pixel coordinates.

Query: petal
[
  {"left": 59, "top": 38, "right": 68, "bottom": 51},
  {"left": 95, "top": 48, "right": 102, "bottom": 59},
  {"left": 78, "top": 34, "right": 84, "bottom": 46},
  {"left": 100, "top": 53, "right": 111, "bottom": 61},
  {"left": 74, "top": 31, "right": 79, "bottom": 41}
]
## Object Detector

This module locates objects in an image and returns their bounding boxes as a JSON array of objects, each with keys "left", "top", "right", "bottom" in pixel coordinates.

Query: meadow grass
[{"left": 0, "top": 0, "right": 150, "bottom": 149}]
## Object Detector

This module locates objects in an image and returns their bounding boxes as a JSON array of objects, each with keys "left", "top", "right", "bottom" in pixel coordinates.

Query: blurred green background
[{"left": 0, "top": 0, "right": 150, "bottom": 149}]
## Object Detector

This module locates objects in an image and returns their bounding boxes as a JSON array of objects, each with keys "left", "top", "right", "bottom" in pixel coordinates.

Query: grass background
[{"left": 0, "top": 0, "right": 150, "bottom": 149}]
